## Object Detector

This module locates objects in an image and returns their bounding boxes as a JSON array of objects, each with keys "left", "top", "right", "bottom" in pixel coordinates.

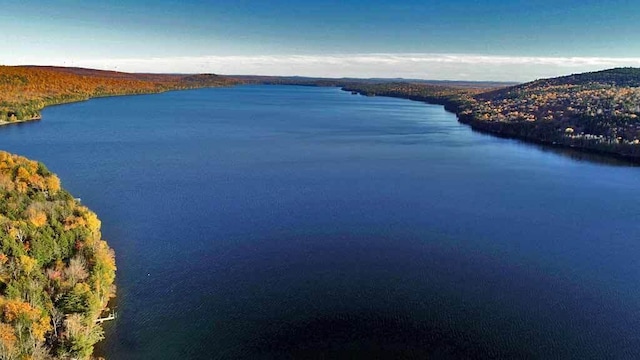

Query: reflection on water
[
  {"left": 467, "top": 128, "right": 640, "bottom": 167},
  {"left": 537, "top": 145, "right": 640, "bottom": 166}
]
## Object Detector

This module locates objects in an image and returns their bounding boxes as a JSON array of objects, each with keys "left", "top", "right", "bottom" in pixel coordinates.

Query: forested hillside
[
  {"left": 344, "top": 68, "right": 640, "bottom": 160},
  {"left": 0, "top": 151, "right": 115, "bottom": 359},
  {"left": 0, "top": 66, "right": 236, "bottom": 123}
]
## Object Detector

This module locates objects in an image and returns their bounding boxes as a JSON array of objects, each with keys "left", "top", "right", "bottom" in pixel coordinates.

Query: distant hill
[
  {"left": 235, "top": 74, "right": 517, "bottom": 89},
  {"left": 478, "top": 67, "right": 640, "bottom": 101},
  {"left": 534, "top": 67, "right": 640, "bottom": 88},
  {"left": 0, "top": 66, "right": 237, "bottom": 123},
  {"left": 180, "top": 73, "right": 227, "bottom": 84},
  {"left": 22, "top": 66, "right": 185, "bottom": 81}
]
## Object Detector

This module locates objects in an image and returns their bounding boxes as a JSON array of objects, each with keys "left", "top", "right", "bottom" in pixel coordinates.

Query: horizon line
[{"left": 5, "top": 53, "right": 640, "bottom": 82}]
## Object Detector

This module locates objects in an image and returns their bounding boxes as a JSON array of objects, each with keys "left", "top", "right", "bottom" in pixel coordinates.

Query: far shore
[
  {"left": 341, "top": 87, "right": 640, "bottom": 165},
  {"left": 4, "top": 81, "right": 638, "bottom": 166}
]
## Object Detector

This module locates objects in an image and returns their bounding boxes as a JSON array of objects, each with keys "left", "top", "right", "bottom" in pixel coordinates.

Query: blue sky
[{"left": 2, "top": 0, "right": 640, "bottom": 81}]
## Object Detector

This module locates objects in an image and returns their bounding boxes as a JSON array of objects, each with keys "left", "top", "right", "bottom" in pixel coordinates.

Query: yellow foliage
[
  {"left": 19, "top": 255, "right": 37, "bottom": 274},
  {"left": 0, "top": 153, "right": 13, "bottom": 168},
  {"left": 26, "top": 207, "right": 47, "bottom": 227},
  {"left": 31, "top": 314, "right": 51, "bottom": 342},
  {"left": 63, "top": 215, "right": 86, "bottom": 231},
  {"left": 15, "top": 181, "right": 27, "bottom": 193},
  {"left": 83, "top": 210, "right": 101, "bottom": 235},
  {"left": 8, "top": 226, "right": 20, "bottom": 240},
  {"left": 0, "top": 151, "right": 63, "bottom": 195},
  {"left": 45, "top": 175, "right": 61, "bottom": 192},
  {"left": 15, "top": 166, "right": 31, "bottom": 183},
  {"left": 25, "top": 160, "right": 38, "bottom": 173},
  {"left": 94, "top": 241, "right": 117, "bottom": 284},
  {"left": 28, "top": 174, "right": 45, "bottom": 190},
  {"left": 74, "top": 282, "right": 91, "bottom": 294}
]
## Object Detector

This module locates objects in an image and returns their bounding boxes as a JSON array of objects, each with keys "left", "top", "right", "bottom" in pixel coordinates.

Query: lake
[{"left": 2, "top": 85, "right": 640, "bottom": 358}]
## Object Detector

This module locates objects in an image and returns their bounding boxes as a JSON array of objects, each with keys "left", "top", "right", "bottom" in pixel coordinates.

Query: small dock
[{"left": 96, "top": 311, "right": 117, "bottom": 324}]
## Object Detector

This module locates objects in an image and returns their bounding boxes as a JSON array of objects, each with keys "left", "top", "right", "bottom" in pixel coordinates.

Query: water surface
[{"left": 2, "top": 86, "right": 640, "bottom": 359}]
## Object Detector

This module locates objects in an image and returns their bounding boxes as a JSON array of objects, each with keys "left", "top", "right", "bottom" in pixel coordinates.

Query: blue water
[{"left": 2, "top": 85, "right": 640, "bottom": 358}]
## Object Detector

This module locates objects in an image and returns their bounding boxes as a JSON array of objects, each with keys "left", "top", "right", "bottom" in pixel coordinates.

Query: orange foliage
[
  {"left": 0, "top": 323, "right": 16, "bottom": 351},
  {"left": 1, "top": 300, "right": 51, "bottom": 342},
  {"left": 2, "top": 300, "right": 34, "bottom": 322},
  {"left": 63, "top": 215, "right": 87, "bottom": 231},
  {"left": 0, "top": 65, "right": 236, "bottom": 122}
]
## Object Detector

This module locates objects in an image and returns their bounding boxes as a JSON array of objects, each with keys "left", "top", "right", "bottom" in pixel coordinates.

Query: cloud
[{"left": 9, "top": 53, "right": 640, "bottom": 82}]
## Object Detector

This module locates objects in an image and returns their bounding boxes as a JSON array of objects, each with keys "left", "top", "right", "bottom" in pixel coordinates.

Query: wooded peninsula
[{"left": 0, "top": 151, "right": 115, "bottom": 359}]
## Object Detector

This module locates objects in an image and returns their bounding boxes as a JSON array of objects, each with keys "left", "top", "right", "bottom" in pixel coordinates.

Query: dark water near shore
[{"left": 2, "top": 85, "right": 640, "bottom": 359}]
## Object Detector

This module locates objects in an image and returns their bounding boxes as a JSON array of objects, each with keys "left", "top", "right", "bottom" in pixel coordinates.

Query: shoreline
[
  {"left": 341, "top": 87, "right": 640, "bottom": 165},
  {"left": 0, "top": 66, "right": 238, "bottom": 125},
  {"left": 457, "top": 115, "right": 640, "bottom": 165},
  {"left": 5, "top": 83, "right": 638, "bottom": 165},
  {"left": 0, "top": 116, "right": 42, "bottom": 126},
  {"left": 2, "top": 87, "right": 226, "bottom": 125}
]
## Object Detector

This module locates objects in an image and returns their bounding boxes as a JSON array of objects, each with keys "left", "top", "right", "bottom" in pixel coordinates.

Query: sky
[{"left": 2, "top": 0, "right": 640, "bottom": 81}]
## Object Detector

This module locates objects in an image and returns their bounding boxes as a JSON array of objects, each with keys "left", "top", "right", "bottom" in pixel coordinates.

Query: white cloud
[{"left": 8, "top": 53, "right": 640, "bottom": 82}]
